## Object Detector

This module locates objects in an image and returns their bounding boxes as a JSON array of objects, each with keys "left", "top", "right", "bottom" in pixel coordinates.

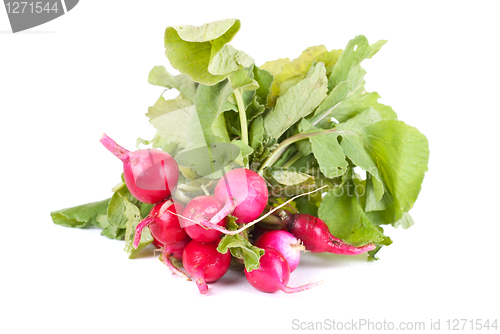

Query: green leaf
[
  {"left": 368, "top": 40, "right": 388, "bottom": 58},
  {"left": 140, "top": 203, "right": 154, "bottom": 219},
  {"left": 310, "top": 132, "right": 348, "bottom": 178},
  {"left": 252, "top": 66, "right": 273, "bottom": 104},
  {"left": 279, "top": 74, "right": 305, "bottom": 96},
  {"left": 329, "top": 35, "right": 381, "bottom": 90},
  {"left": 228, "top": 67, "right": 259, "bottom": 93},
  {"left": 231, "top": 139, "right": 253, "bottom": 167},
  {"left": 96, "top": 215, "right": 126, "bottom": 240},
  {"left": 249, "top": 115, "right": 264, "bottom": 150},
  {"left": 209, "top": 44, "right": 254, "bottom": 75},
  {"left": 263, "top": 62, "right": 328, "bottom": 140},
  {"left": 146, "top": 94, "right": 193, "bottom": 121},
  {"left": 217, "top": 224, "right": 265, "bottom": 272},
  {"left": 335, "top": 92, "right": 397, "bottom": 124},
  {"left": 123, "top": 198, "right": 152, "bottom": 258},
  {"left": 319, "top": 182, "right": 387, "bottom": 246},
  {"left": 315, "top": 49, "right": 343, "bottom": 75},
  {"left": 368, "top": 235, "right": 393, "bottom": 260},
  {"left": 297, "top": 118, "right": 347, "bottom": 179},
  {"left": 306, "top": 36, "right": 391, "bottom": 125},
  {"left": 194, "top": 80, "right": 233, "bottom": 144},
  {"left": 175, "top": 143, "right": 242, "bottom": 178},
  {"left": 295, "top": 196, "right": 319, "bottom": 217},
  {"left": 246, "top": 96, "right": 266, "bottom": 123},
  {"left": 107, "top": 187, "right": 142, "bottom": 229},
  {"left": 51, "top": 198, "right": 110, "bottom": 228},
  {"left": 337, "top": 111, "right": 429, "bottom": 225},
  {"left": 270, "top": 169, "right": 314, "bottom": 186},
  {"left": 261, "top": 45, "right": 331, "bottom": 106},
  {"left": 147, "top": 95, "right": 195, "bottom": 150},
  {"left": 164, "top": 19, "right": 252, "bottom": 85},
  {"left": 394, "top": 212, "right": 415, "bottom": 229},
  {"left": 336, "top": 108, "right": 386, "bottom": 200},
  {"left": 148, "top": 66, "right": 196, "bottom": 102},
  {"left": 364, "top": 173, "right": 392, "bottom": 212}
]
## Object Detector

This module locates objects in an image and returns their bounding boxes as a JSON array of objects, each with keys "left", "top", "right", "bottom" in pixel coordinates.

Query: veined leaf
[
  {"left": 308, "top": 36, "right": 389, "bottom": 125},
  {"left": 175, "top": 143, "right": 242, "bottom": 178},
  {"left": 328, "top": 35, "right": 386, "bottom": 90},
  {"left": 394, "top": 212, "right": 415, "bottom": 229},
  {"left": 146, "top": 94, "right": 194, "bottom": 150},
  {"left": 249, "top": 115, "right": 264, "bottom": 150},
  {"left": 337, "top": 110, "right": 429, "bottom": 225},
  {"left": 263, "top": 62, "right": 328, "bottom": 140},
  {"left": 261, "top": 45, "right": 339, "bottom": 106},
  {"left": 146, "top": 94, "right": 192, "bottom": 121},
  {"left": 319, "top": 181, "right": 387, "bottom": 247},
  {"left": 123, "top": 198, "right": 152, "bottom": 258},
  {"left": 194, "top": 79, "right": 233, "bottom": 145},
  {"left": 270, "top": 169, "right": 314, "bottom": 186},
  {"left": 217, "top": 218, "right": 264, "bottom": 272},
  {"left": 96, "top": 215, "right": 126, "bottom": 240},
  {"left": 51, "top": 198, "right": 110, "bottom": 228},
  {"left": 148, "top": 66, "right": 196, "bottom": 102},
  {"left": 164, "top": 19, "right": 253, "bottom": 85},
  {"left": 252, "top": 66, "right": 273, "bottom": 104}
]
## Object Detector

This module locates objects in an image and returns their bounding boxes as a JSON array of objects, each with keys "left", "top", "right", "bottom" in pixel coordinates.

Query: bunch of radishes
[{"left": 100, "top": 134, "right": 374, "bottom": 295}]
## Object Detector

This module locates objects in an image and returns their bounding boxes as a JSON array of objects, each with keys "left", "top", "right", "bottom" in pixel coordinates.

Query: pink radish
[
  {"left": 182, "top": 195, "right": 227, "bottom": 243},
  {"left": 100, "top": 134, "right": 179, "bottom": 204},
  {"left": 211, "top": 168, "right": 269, "bottom": 225},
  {"left": 159, "top": 236, "right": 192, "bottom": 281},
  {"left": 287, "top": 214, "right": 376, "bottom": 255},
  {"left": 254, "top": 230, "right": 304, "bottom": 272},
  {"left": 244, "top": 248, "right": 323, "bottom": 293},
  {"left": 161, "top": 236, "right": 191, "bottom": 261},
  {"left": 182, "top": 240, "right": 231, "bottom": 294},
  {"left": 133, "top": 200, "right": 186, "bottom": 249}
]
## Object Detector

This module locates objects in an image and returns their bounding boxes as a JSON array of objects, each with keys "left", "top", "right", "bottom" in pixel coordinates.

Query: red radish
[
  {"left": 182, "top": 240, "right": 231, "bottom": 294},
  {"left": 161, "top": 236, "right": 191, "bottom": 261},
  {"left": 211, "top": 168, "right": 269, "bottom": 225},
  {"left": 287, "top": 214, "right": 376, "bottom": 255},
  {"left": 159, "top": 236, "right": 192, "bottom": 281},
  {"left": 100, "top": 134, "right": 179, "bottom": 204},
  {"left": 133, "top": 200, "right": 186, "bottom": 249},
  {"left": 254, "top": 230, "right": 304, "bottom": 272},
  {"left": 152, "top": 238, "right": 163, "bottom": 249},
  {"left": 182, "top": 195, "right": 227, "bottom": 243},
  {"left": 244, "top": 248, "right": 323, "bottom": 293}
]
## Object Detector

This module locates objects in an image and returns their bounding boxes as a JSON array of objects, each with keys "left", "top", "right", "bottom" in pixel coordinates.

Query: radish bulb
[
  {"left": 254, "top": 230, "right": 304, "bottom": 272},
  {"left": 244, "top": 248, "right": 323, "bottom": 293},
  {"left": 100, "top": 134, "right": 179, "bottom": 204},
  {"left": 211, "top": 168, "right": 269, "bottom": 225},
  {"left": 182, "top": 240, "right": 231, "bottom": 295}
]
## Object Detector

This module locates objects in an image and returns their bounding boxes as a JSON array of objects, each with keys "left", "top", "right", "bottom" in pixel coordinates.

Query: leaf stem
[
  {"left": 233, "top": 89, "right": 248, "bottom": 147},
  {"left": 257, "top": 128, "right": 338, "bottom": 175},
  {"left": 282, "top": 152, "right": 304, "bottom": 169},
  {"left": 111, "top": 181, "right": 126, "bottom": 193},
  {"left": 177, "top": 184, "right": 202, "bottom": 192}
]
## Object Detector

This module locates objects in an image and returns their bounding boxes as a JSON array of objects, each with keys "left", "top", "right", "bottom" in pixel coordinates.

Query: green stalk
[
  {"left": 111, "top": 181, "right": 125, "bottom": 193},
  {"left": 233, "top": 89, "right": 248, "bottom": 147},
  {"left": 257, "top": 128, "right": 341, "bottom": 175},
  {"left": 282, "top": 152, "right": 304, "bottom": 169}
]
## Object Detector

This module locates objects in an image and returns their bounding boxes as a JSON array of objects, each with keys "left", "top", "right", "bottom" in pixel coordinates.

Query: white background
[{"left": 1, "top": 1, "right": 499, "bottom": 333}]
